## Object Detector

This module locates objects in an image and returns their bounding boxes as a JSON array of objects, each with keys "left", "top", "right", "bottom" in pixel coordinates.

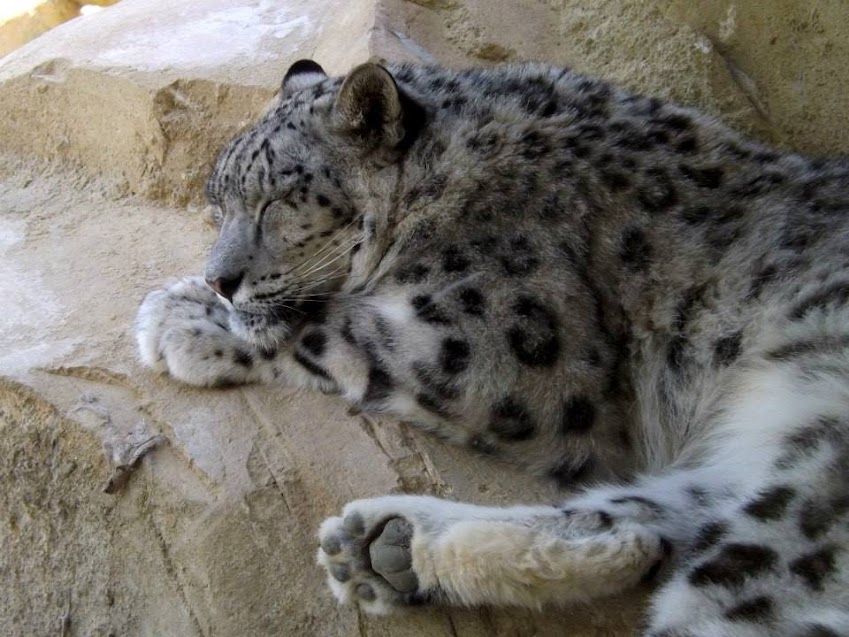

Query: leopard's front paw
[{"left": 136, "top": 277, "right": 272, "bottom": 386}]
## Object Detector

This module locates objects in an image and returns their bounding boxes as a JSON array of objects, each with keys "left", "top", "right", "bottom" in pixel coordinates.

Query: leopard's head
[{"left": 204, "top": 59, "right": 425, "bottom": 348}]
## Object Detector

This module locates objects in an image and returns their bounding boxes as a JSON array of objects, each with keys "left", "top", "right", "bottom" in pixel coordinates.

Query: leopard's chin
[
  {"left": 229, "top": 299, "right": 327, "bottom": 350},
  {"left": 228, "top": 309, "right": 297, "bottom": 351}
]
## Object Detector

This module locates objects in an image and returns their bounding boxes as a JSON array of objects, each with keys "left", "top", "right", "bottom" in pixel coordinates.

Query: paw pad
[
  {"left": 318, "top": 511, "right": 422, "bottom": 613},
  {"left": 370, "top": 517, "right": 418, "bottom": 593},
  {"left": 356, "top": 583, "right": 376, "bottom": 601},
  {"left": 343, "top": 512, "right": 365, "bottom": 537}
]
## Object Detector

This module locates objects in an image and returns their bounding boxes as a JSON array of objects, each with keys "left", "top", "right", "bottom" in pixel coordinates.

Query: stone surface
[
  {"left": 385, "top": 0, "right": 849, "bottom": 156},
  {"left": 1, "top": 1, "right": 81, "bottom": 58},
  {"left": 1, "top": 0, "right": 848, "bottom": 635},
  {"left": 0, "top": 0, "right": 120, "bottom": 58}
]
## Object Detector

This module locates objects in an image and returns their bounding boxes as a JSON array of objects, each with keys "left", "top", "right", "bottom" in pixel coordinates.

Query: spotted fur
[{"left": 137, "top": 60, "right": 849, "bottom": 635}]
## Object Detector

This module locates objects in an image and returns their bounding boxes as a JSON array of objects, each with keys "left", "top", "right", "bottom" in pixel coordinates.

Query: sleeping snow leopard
[{"left": 136, "top": 59, "right": 849, "bottom": 635}]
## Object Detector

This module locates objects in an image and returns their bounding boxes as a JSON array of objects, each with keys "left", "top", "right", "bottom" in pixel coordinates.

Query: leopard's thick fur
[{"left": 137, "top": 59, "right": 849, "bottom": 635}]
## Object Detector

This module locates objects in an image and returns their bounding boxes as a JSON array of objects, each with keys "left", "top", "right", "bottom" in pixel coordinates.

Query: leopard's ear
[
  {"left": 332, "top": 63, "right": 407, "bottom": 149},
  {"left": 281, "top": 59, "right": 327, "bottom": 97}
]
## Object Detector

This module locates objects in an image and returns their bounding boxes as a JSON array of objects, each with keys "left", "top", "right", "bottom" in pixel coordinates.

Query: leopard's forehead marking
[{"left": 206, "top": 78, "right": 341, "bottom": 208}]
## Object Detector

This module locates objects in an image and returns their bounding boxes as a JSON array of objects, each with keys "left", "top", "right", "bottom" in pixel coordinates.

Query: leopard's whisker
[
  {"left": 293, "top": 233, "right": 362, "bottom": 280},
  {"left": 289, "top": 265, "right": 349, "bottom": 294},
  {"left": 286, "top": 213, "right": 363, "bottom": 277}
]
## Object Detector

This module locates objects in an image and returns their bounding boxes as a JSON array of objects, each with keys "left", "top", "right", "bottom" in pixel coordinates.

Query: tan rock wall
[
  {"left": 0, "top": 0, "right": 121, "bottom": 58},
  {"left": 386, "top": 0, "right": 849, "bottom": 155},
  {"left": 1, "top": 1, "right": 81, "bottom": 58}
]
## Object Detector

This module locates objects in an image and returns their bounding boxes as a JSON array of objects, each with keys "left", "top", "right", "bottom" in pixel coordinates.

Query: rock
[
  {"left": 1, "top": 1, "right": 81, "bottom": 58},
  {"left": 1, "top": 1, "right": 847, "bottom": 636},
  {"left": 0, "top": 0, "right": 121, "bottom": 58}
]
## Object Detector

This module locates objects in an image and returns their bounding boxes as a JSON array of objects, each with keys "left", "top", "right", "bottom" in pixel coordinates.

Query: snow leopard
[{"left": 136, "top": 59, "right": 849, "bottom": 635}]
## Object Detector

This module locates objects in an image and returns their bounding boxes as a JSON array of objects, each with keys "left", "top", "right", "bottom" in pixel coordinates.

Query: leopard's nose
[{"left": 206, "top": 273, "right": 244, "bottom": 302}]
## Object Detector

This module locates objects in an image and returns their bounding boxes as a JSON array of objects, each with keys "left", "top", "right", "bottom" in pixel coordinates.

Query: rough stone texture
[
  {"left": 0, "top": 0, "right": 375, "bottom": 206},
  {"left": 384, "top": 0, "right": 849, "bottom": 156},
  {"left": 0, "top": 0, "right": 120, "bottom": 57},
  {"left": 1, "top": 1, "right": 847, "bottom": 635},
  {"left": 1, "top": 1, "right": 81, "bottom": 58}
]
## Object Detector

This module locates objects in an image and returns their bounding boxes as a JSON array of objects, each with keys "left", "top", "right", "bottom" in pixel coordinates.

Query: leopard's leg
[
  {"left": 643, "top": 348, "right": 849, "bottom": 636},
  {"left": 316, "top": 476, "right": 700, "bottom": 614},
  {"left": 647, "top": 480, "right": 849, "bottom": 637}
]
